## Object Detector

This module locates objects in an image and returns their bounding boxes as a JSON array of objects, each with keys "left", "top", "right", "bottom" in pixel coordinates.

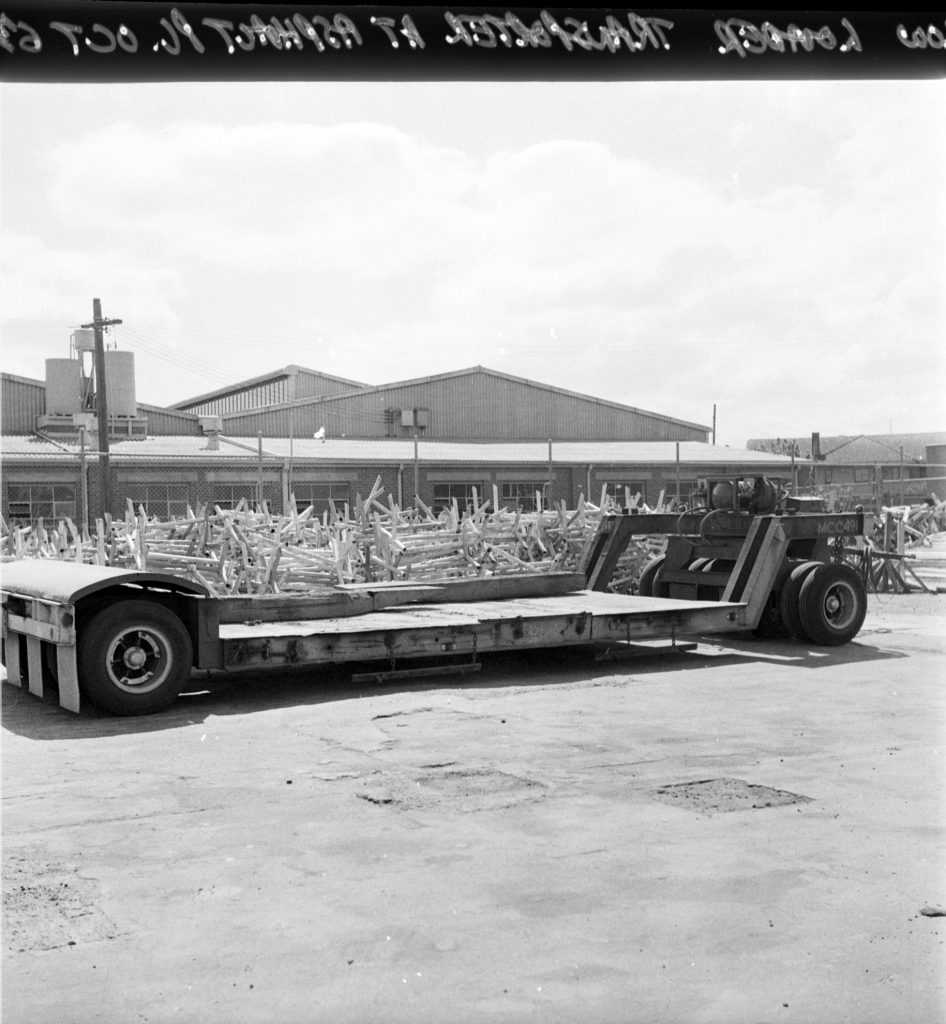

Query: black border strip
[{"left": 1, "top": 6, "right": 944, "bottom": 82}]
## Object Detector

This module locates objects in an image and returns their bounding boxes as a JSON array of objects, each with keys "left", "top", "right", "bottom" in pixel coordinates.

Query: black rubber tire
[
  {"left": 779, "top": 561, "right": 821, "bottom": 641},
  {"left": 637, "top": 555, "right": 666, "bottom": 597},
  {"left": 77, "top": 600, "right": 193, "bottom": 716},
  {"left": 798, "top": 563, "right": 868, "bottom": 646}
]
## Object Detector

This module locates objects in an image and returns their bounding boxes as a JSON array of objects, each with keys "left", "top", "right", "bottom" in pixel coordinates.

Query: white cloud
[
  {"left": 2, "top": 228, "right": 185, "bottom": 335},
  {"left": 3, "top": 82, "right": 943, "bottom": 442}
]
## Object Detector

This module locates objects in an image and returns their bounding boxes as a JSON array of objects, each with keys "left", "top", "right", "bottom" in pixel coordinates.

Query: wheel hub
[
  {"left": 106, "top": 628, "right": 166, "bottom": 691},
  {"left": 124, "top": 646, "right": 149, "bottom": 670}
]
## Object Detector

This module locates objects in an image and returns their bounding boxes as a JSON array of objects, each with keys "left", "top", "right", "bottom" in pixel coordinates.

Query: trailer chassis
[{"left": 1, "top": 510, "right": 869, "bottom": 716}]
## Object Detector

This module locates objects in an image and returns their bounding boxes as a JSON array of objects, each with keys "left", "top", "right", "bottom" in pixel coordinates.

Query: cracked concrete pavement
[{"left": 3, "top": 592, "right": 945, "bottom": 1023}]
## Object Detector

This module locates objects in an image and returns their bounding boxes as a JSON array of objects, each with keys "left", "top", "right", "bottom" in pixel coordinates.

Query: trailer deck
[
  {"left": 1, "top": 556, "right": 745, "bottom": 714},
  {"left": 218, "top": 591, "right": 745, "bottom": 671},
  {"left": 1, "top": 501, "right": 870, "bottom": 716}
]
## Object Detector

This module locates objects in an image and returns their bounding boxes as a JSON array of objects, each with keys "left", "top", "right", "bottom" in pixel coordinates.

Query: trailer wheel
[
  {"left": 638, "top": 556, "right": 668, "bottom": 598},
  {"left": 779, "top": 561, "right": 821, "bottom": 641},
  {"left": 78, "top": 600, "right": 193, "bottom": 716},
  {"left": 798, "top": 563, "right": 868, "bottom": 646}
]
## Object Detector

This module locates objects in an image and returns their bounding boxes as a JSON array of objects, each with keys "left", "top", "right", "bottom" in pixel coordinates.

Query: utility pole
[
  {"left": 413, "top": 432, "right": 419, "bottom": 504},
  {"left": 81, "top": 298, "right": 122, "bottom": 519}
]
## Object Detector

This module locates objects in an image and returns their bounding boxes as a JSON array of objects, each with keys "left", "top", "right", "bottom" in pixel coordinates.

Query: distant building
[
  {"left": 747, "top": 432, "right": 946, "bottom": 508},
  {"left": 3, "top": 359, "right": 798, "bottom": 525},
  {"left": 173, "top": 365, "right": 713, "bottom": 444}
]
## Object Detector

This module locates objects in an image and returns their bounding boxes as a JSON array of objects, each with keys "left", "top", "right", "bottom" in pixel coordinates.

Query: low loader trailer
[{"left": 1, "top": 496, "right": 870, "bottom": 717}]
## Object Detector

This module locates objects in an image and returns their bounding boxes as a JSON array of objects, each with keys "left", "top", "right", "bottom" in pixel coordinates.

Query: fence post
[
  {"left": 281, "top": 460, "right": 291, "bottom": 516},
  {"left": 257, "top": 432, "right": 264, "bottom": 509},
  {"left": 899, "top": 446, "right": 904, "bottom": 506}
]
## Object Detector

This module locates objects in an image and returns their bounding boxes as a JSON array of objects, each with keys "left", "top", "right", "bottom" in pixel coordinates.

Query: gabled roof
[
  {"left": 170, "top": 365, "right": 369, "bottom": 410},
  {"left": 215, "top": 365, "right": 711, "bottom": 432},
  {"left": 138, "top": 402, "right": 198, "bottom": 419}
]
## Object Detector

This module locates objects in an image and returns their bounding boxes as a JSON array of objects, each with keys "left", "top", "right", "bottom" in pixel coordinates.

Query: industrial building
[
  {"left": 747, "top": 432, "right": 946, "bottom": 510},
  {"left": 2, "top": 344, "right": 803, "bottom": 526},
  {"left": 170, "top": 365, "right": 713, "bottom": 444}
]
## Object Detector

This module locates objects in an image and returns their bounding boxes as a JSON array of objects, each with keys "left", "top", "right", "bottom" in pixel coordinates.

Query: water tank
[
  {"left": 72, "top": 329, "right": 95, "bottom": 352},
  {"left": 45, "top": 358, "right": 82, "bottom": 415},
  {"left": 104, "top": 350, "right": 137, "bottom": 417}
]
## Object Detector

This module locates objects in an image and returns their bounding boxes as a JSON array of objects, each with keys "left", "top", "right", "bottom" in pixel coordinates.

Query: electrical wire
[{"left": 118, "top": 324, "right": 394, "bottom": 428}]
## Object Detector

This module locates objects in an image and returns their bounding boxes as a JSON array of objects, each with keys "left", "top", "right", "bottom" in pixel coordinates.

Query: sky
[{"left": 1, "top": 76, "right": 943, "bottom": 447}]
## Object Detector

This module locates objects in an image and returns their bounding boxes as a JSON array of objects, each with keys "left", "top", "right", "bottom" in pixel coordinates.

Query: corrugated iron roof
[
  {"left": 1, "top": 372, "right": 45, "bottom": 388},
  {"left": 202, "top": 365, "right": 711, "bottom": 433},
  {"left": 170, "top": 365, "right": 370, "bottom": 410},
  {"left": 1, "top": 434, "right": 799, "bottom": 466}
]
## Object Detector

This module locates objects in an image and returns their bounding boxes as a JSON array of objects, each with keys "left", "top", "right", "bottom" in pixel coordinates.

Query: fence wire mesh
[{"left": 2, "top": 450, "right": 944, "bottom": 530}]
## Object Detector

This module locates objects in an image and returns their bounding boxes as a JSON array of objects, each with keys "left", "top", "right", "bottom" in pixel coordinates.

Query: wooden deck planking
[{"left": 219, "top": 592, "right": 744, "bottom": 640}]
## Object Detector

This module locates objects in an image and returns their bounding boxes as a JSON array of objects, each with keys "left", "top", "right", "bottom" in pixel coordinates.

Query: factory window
[
  {"left": 206, "top": 483, "right": 281, "bottom": 512},
  {"left": 292, "top": 482, "right": 352, "bottom": 518},
  {"left": 432, "top": 482, "right": 486, "bottom": 514},
  {"left": 121, "top": 483, "right": 191, "bottom": 521},
  {"left": 601, "top": 481, "right": 647, "bottom": 508},
  {"left": 650, "top": 479, "right": 699, "bottom": 508},
  {"left": 500, "top": 481, "right": 547, "bottom": 511},
  {"left": 5, "top": 483, "right": 76, "bottom": 523},
  {"left": 673, "top": 480, "right": 702, "bottom": 507}
]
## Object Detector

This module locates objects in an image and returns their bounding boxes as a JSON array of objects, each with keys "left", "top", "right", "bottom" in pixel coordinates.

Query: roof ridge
[{"left": 209, "top": 365, "right": 711, "bottom": 432}]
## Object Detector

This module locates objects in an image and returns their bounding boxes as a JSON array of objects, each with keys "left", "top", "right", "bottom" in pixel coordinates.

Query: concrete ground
[{"left": 3, "top": 592, "right": 945, "bottom": 1024}]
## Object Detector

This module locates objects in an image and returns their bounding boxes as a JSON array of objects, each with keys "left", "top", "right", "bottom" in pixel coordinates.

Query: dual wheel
[
  {"left": 638, "top": 555, "right": 867, "bottom": 646},
  {"left": 778, "top": 561, "right": 867, "bottom": 646},
  {"left": 77, "top": 600, "right": 193, "bottom": 716},
  {"left": 637, "top": 555, "right": 669, "bottom": 598}
]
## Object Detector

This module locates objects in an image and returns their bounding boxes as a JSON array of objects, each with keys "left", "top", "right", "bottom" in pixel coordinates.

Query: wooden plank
[
  {"left": 342, "top": 572, "right": 585, "bottom": 604},
  {"left": 219, "top": 592, "right": 743, "bottom": 640}
]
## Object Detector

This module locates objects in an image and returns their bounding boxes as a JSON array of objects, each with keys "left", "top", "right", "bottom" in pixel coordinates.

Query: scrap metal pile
[{"left": 1, "top": 478, "right": 666, "bottom": 597}]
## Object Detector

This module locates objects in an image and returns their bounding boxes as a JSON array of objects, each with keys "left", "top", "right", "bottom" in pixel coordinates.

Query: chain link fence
[
  {"left": 3, "top": 450, "right": 945, "bottom": 531},
  {"left": 3, "top": 453, "right": 285, "bottom": 529}
]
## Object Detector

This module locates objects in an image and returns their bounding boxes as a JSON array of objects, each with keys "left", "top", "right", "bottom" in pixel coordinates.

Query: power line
[{"left": 118, "top": 326, "right": 392, "bottom": 427}]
